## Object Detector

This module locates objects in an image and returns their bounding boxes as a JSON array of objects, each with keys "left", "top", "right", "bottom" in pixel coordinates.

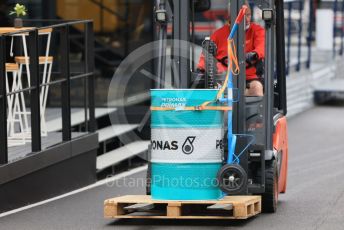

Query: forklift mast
[{"left": 170, "top": 0, "right": 191, "bottom": 88}]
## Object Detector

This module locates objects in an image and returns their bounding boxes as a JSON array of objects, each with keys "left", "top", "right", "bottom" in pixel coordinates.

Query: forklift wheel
[
  {"left": 261, "top": 160, "right": 278, "bottom": 213},
  {"left": 217, "top": 164, "right": 247, "bottom": 195}
]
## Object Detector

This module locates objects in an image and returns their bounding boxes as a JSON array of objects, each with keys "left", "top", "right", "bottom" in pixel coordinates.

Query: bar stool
[
  {"left": 14, "top": 56, "right": 54, "bottom": 136},
  {"left": 5, "top": 63, "right": 26, "bottom": 146}
]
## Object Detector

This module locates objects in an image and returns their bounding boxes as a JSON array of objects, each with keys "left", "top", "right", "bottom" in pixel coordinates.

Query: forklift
[
  {"left": 104, "top": 0, "right": 288, "bottom": 219},
  {"left": 148, "top": 0, "right": 289, "bottom": 213}
]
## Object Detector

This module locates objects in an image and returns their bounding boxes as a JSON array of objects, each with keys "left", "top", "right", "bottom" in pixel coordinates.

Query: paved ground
[{"left": 1, "top": 105, "right": 344, "bottom": 230}]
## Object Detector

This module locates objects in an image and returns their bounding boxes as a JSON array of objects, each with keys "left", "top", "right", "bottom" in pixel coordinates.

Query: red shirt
[{"left": 198, "top": 23, "right": 265, "bottom": 81}]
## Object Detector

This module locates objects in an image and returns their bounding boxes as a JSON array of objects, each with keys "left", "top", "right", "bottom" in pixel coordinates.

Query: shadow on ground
[{"left": 107, "top": 216, "right": 258, "bottom": 227}]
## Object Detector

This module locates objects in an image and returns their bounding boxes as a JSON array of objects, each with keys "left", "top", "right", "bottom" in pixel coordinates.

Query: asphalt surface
[{"left": 1, "top": 105, "right": 344, "bottom": 230}]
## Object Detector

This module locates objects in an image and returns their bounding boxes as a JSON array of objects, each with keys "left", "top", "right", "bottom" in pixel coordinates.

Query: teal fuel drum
[{"left": 150, "top": 89, "right": 230, "bottom": 200}]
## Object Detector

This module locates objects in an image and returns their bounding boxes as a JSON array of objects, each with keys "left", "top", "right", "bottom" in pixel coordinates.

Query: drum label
[{"left": 151, "top": 128, "right": 224, "bottom": 163}]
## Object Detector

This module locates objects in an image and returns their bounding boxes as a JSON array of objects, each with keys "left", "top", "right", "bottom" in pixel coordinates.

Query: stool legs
[
  {"left": 6, "top": 72, "right": 12, "bottom": 135},
  {"left": 6, "top": 70, "right": 26, "bottom": 146},
  {"left": 16, "top": 60, "right": 53, "bottom": 137},
  {"left": 16, "top": 63, "right": 31, "bottom": 133},
  {"left": 40, "top": 61, "right": 53, "bottom": 136}
]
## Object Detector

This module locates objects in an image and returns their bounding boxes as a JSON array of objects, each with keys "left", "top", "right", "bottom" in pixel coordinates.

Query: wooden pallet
[{"left": 104, "top": 195, "right": 261, "bottom": 220}]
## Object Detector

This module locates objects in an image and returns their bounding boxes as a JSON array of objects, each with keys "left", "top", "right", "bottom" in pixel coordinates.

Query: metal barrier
[
  {"left": 333, "top": 0, "right": 344, "bottom": 57},
  {"left": 284, "top": 0, "right": 308, "bottom": 75},
  {"left": 0, "top": 20, "right": 96, "bottom": 165},
  {"left": 283, "top": 0, "right": 344, "bottom": 75},
  {"left": 88, "top": 0, "right": 130, "bottom": 56}
]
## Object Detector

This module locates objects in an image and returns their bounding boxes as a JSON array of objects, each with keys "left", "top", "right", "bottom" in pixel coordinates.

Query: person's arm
[{"left": 252, "top": 25, "right": 265, "bottom": 59}]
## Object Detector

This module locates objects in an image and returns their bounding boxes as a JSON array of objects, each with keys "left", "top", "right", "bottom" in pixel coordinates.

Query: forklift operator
[{"left": 197, "top": 2, "right": 265, "bottom": 96}]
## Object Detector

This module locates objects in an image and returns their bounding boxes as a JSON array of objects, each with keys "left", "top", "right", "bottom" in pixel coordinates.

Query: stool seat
[
  {"left": 15, "top": 56, "right": 54, "bottom": 64},
  {"left": 5, "top": 63, "right": 19, "bottom": 72}
]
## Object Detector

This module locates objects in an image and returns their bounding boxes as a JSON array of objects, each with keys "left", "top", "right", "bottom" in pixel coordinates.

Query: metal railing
[
  {"left": 0, "top": 20, "right": 96, "bottom": 165},
  {"left": 332, "top": 0, "right": 344, "bottom": 56},
  {"left": 250, "top": 0, "right": 344, "bottom": 75},
  {"left": 89, "top": 0, "right": 129, "bottom": 22},
  {"left": 88, "top": 0, "right": 130, "bottom": 56},
  {"left": 285, "top": 0, "right": 307, "bottom": 74},
  {"left": 284, "top": 0, "right": 344, "bottom": 75}
]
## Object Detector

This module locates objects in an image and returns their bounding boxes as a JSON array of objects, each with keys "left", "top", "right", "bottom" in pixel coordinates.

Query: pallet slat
[
  {"left": 167, "top": 203, "right": 182, "bottom": 217},
  {"left": 104, "top": 195, "right": 261, "bottom": 220},
  {"left": 207, "top": 203, "right": 233, "bottom": 211},
  {"left": 124, "top": 203, "right": 154, "bottom": 211}
]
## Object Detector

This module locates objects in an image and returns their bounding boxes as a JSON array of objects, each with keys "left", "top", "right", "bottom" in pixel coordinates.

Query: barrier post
[
  {"left": 307, "top": 0, "right": 314, "bottom": 69},
  {"left": 340, "top": 0, "right": 344, "bottom": 55},
  {"left": 333, "top": 0, "right": 339, "bottom": 57},
  {"left": 286, "top": 2, "right": 292, "bottom": 75},
  {"left": 296, "top": 0, "right": 303, "bottom": 72},
  {"left": 60, "top": 25, "right": 72, "bottom": 141},
  {"left": 0, "top": 36, "right": 8, "bottom": 164},
  {"left": 28, "top": 29, "right": 41, "bottom": 152}
]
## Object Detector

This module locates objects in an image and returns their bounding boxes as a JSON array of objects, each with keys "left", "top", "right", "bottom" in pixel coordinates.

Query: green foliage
[{"left": 9, "top": 3, "right": 27, "bottom": 17}]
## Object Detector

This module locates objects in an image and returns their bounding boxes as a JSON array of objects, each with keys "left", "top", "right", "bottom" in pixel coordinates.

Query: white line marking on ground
[{"left": 0, "top": 165, "right": 148, "bottom": 218}]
